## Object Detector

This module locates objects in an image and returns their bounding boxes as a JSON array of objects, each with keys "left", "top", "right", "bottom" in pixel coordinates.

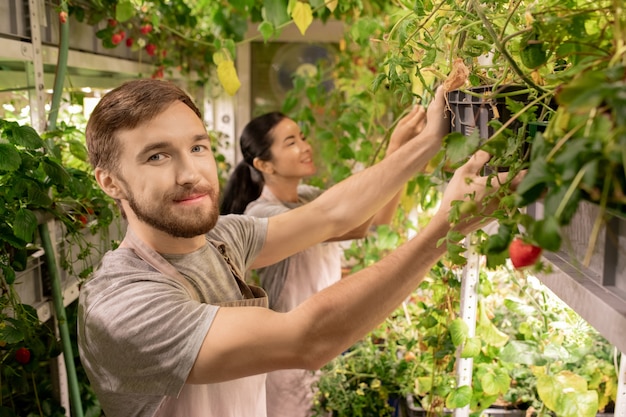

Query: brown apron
[{"left": 121, "top": 228, "right": 269, "bottom": 417}]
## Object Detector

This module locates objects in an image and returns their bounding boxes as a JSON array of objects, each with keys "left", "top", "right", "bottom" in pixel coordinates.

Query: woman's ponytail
[{"left": 220, "top": 161, "right": 264, "bottom": 214}]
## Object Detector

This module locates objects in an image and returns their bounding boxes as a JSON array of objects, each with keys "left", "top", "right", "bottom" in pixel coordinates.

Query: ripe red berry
[
  {"left": 111, "top": 31, "right": 125, "bottom": 45},
  {"left": 78, "top": 215, "right": 88, "bottom": 226},
  {"left": 151, "top": 66, "right": 164, "bottom": 79},
  {"left": 15, "top": 347, "right": 31, "bottom": 365},
  {"left": 509, "top": 238, "right": 542, "bottom": 269},
  {"left": 126, "top": 37, "right": 134, "bottom": 47},
  {"left": 140, "top": 23, "right": 153, "bottom": 35},
  {"left": 145, "top": 43, "right": 157, "bottom": 56}
]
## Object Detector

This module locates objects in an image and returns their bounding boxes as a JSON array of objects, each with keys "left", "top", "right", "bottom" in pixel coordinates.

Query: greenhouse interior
[{"left": 0, "top": 0, "right": 625, "bottom": 416}]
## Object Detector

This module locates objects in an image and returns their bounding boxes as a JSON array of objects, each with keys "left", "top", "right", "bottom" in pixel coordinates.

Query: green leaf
[
  {"left": 484, "top": 222, "right": 513, "bottom": 253},
  {"left": 115, "top": 0, "right": 135, "bottom": 22},
  {"left": 43, "top": 159, "right": 71, "bottom": 184},
  {"left": 480, "top": 368, "right": 511, "bottom": 396},
  {"left": 1, "top": 265, "right": 16, "bottom": 285},
  {"left": 13, "top": 208, "right": 38, "bottom": 243},
  {"left": 0, "top": 322, "right": 24, "bottom": 343},
  {"left": 556, "top": 72, "right": 607, "bottom": 112},
  {"left": 476, "top": 318, "right": 509, "bottom": 347},
  {"left": 460, "top": 336, "right": 481, "bottom": 358},
  {"left": 530, "top": 215, "right": 562, "bottom": 252},
  {"left": 0, "top": 143, "right": 21, "bottom": 171},
  {"left": 258, "top": 21, "right": 275, "bottom": 41},
  {"left": 537, "top": 371, "right": 598, "bottom": 417},
  {"left": 446, "top": 242, "right": 467, "bottom": 265},
  {"left": 444, "top": 131, "right": 481, "bottom": 165},
  {"left": 264, "top": 0, "right": 290, "bottom": 27},
  {"left": 8, "top": 124, "right": 44, "bottom": 149},
  {"left": 27, "top": 184, "right": 53, "bottom": 208},
  {"left": 449, "top": 318, "right": 468, "bottom": 347},
  {"left": 515, "top": 158, "right": 551, "bottom": 200},
  {"left": 68, "top": 139, "right": 89, "bottom": 161},
  {"left": 499, "top": 340, "right": 547, "bottom": 365},
  {"left": 446, "top": 385, "right": 472, "bottom": 409}
]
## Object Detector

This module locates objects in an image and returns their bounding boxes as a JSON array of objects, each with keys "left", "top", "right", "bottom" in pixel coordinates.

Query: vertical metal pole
[
  {"left": 616, "top": 352, "right": 626, "bottom": 417},
  {"left": 454, "top": 235, "right": 480, "bottom": 417},
  {"left": 27, "top": 0, "right": 46, "bottom": 132}
]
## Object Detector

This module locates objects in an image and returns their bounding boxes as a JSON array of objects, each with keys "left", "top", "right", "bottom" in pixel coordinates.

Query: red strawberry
[
  {"left": 59, "top": 11, "right": 68, "bottom": 24},
  {"left": 78, "top": 215, "right": 88, "bottom": 226},
  {"left": 140, "top": 23, "right": 153, "bottom": 35},
  {"left": 145, "top": 43, "right": 157, "bottom": 56},
  {"left": 126, "top": 37, "right": 134, "bottom": 47},
  {"left": 15, "top": 347, "right": 31, "bottom": 365},
  {"left": 108, "top": 18, "right": 117, "bottom": 27},
  {"left": 151, "top": 66, "right": 164, "bottom": 79},
  {"left": 509, "top": 237, "right": 542, "bottom": 269},
  {"left": 111, "top": 31, "right": 125, "bottom": 45}
]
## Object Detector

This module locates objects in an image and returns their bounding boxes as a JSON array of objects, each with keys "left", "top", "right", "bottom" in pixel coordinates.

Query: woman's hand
[{"left": 387, "top": 104, "right": 426, "bottom": 152}]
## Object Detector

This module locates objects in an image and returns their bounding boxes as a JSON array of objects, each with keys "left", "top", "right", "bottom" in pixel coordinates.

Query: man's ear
[
  {"left": 95, "top": 167, "right": 125, "bottom": 200},
  {"left": 252, "top": 157, "right": 274, "bottom": 175}
]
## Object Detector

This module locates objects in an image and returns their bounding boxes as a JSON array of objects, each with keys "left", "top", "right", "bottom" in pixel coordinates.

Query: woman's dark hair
[{"left": 220, "top": 112, "right": 287, "bottom": 214}]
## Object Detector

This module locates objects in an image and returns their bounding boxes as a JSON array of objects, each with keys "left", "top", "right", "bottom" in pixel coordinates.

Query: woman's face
[{"left": 266, "top": 118, "right": 316, "bottom": 179}]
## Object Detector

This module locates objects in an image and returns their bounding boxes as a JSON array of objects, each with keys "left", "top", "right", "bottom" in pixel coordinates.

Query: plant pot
[
  {"left": 447, "top": 85, "right": 536, "bottom": 173},
  {"left": 10, "top": 248, "right": 46, "bottom": 308},
  {"left": 447, "top": 85, "right": 530, "bottom": 141}
]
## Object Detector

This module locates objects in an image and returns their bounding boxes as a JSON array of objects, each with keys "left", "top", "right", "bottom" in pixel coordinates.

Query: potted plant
[{"left": 374, "top": 0, "right": 625, "bottom": 265}]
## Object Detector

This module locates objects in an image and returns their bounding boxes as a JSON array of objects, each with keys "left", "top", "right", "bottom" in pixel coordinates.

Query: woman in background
[{"left": 220, "top": 106, "right": 426, "bottom": 417}]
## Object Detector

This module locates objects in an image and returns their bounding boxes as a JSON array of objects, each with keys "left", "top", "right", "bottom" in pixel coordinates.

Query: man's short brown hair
[{"left": 86, "top": 79, "right": 203, "bottom": 173}]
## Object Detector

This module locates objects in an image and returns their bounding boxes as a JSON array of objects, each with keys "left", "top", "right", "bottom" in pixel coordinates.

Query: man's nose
[{"left": 176, "top": 154, "right": 201, "bottom": 185}]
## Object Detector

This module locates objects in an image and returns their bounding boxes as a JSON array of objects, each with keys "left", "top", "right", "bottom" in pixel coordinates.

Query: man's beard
[{"left": 126, "top": 184, "right": 220, "bottom": 238}]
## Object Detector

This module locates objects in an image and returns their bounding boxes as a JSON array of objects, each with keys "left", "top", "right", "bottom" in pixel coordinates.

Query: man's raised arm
[
  {"left": 189, "top": 150, "right": 519, "bottom": 384},
  {"left": 252, "top": 87, "right": 450, "bottom": 269}
]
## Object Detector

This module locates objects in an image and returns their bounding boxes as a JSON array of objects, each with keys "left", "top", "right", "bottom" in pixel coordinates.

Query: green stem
[
  {"left": 483, "top": 90, "right": 552, "bottom": 145},
  {"left": 43, "top": 2, "right": 84, "bottom": 415},
  {"left": 38, "top": 223, "right": 84, "bottom": 417},
  {"left": 470, "top": 0, "right": 547, "bottom": 93},
  {"left": 554, "top": 162, "right": 591, "bottom": 220},
  {"left": 31, "top": 372, "right": 43, "bottom": 417},
  {"left": 583, "top": 168, "right": 612, "bottom": 266},
  {"left": 402, "top": 0, "right": 447, "bottom": 46},
  {"left": 545, "top": 120, "right": 586, "bottom": 162}
]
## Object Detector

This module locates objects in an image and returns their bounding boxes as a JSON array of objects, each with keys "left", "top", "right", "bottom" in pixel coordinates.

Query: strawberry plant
[{"left": 0, "top": 104, "right": 118, "bottom": 415}]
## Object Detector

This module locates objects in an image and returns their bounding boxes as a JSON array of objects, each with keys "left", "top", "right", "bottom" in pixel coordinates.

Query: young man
[{"left": 78, "top": 79, "right": 512, "bottom": 416}]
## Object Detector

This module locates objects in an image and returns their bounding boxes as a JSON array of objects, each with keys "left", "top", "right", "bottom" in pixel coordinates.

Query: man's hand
[{"left": 435, "top": 150, "right": 525, "bottom": 235}]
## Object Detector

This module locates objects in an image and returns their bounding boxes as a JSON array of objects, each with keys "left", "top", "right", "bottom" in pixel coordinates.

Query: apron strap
[{"left": 121, "top": 228, "right": 268, "bottom": 307}]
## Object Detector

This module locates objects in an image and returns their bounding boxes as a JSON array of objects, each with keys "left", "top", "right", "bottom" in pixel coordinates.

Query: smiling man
[{"left": 78, "top": 79, "right": 513, "bottom": 417}]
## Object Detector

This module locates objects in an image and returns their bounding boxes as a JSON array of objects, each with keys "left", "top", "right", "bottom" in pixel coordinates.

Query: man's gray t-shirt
[{"left": 77, "top": 215, "right": 268, "bottom": 417}]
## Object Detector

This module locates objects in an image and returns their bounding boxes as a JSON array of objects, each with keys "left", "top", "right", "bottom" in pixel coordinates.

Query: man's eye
[
  {"left": 148, "top": 153, "right": 163, "bottom": 162},
  {"left": 191, "top": 145, "right": 204, "bottom": 153}
]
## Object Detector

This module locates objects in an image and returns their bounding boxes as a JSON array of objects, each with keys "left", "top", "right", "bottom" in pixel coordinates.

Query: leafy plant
[
  {"left": 314, "top": 260, "right": 619, "bottom": 417},
  {"left": 0, "top": 115, "right": 117, "bottom": 415}
]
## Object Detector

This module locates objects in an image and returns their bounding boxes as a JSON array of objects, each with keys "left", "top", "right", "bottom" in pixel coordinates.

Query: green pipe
[
  {"left": 45, "top": 1, "right": 85, "bottom": 415},
  {"left": 38, "top": 223, "right": 84, "bottom": 417},
  {"left": 48, "top": 3, "right": 70, "bottom": 131}
]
